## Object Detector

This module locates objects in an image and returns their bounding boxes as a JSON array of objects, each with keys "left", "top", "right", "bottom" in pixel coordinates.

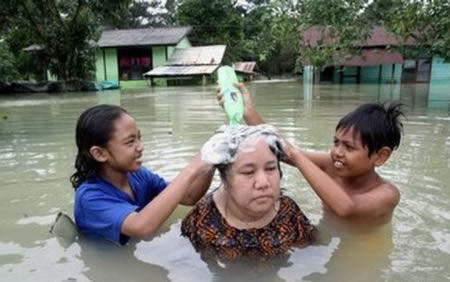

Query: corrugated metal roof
[
  {"left": 144, "top": 65, "right": 220, "bottom": 77},
  {"left": 166, "top": 45, "right": 226, "bottom": 66},
  {"left": 233, "top": 62, "right": 256, "bottom": 74},
  {"left": 336, "top": 49, "right": 404, "bottom": 66},
  {"left": 144, "top": 45, "right": 226, "bottom": 77},
  {"left": 97, "top": 26, "right": 191, "bottom": 47}
]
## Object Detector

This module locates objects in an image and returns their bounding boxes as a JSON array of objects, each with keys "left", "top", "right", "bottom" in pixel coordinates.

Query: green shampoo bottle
[{"left": 217, "top": 66, "right": 244, "bottom": 125}]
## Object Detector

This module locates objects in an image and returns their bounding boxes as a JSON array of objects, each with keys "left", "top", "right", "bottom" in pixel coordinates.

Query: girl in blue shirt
[{"left": 71, "top": 104, "right": 214, "bottom": 245}]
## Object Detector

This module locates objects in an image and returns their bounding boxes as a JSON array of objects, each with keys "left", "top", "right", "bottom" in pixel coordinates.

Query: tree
[
  {"left": 368, "top": 0, "right": 450, "bottom": 61},
  {"left": 0, "top": 0, "right": 132, "bottom": 81},
  {"left": 0, "top": 40, "right": 19, "bottom": 82},
  {"left": 176, "top": 0, "right": 245, "bottom": 64},
  {"left": 297, "top": 0, "right": 373, "bottom": 69},
  {"left": 102, "top": 0, "right": 171, "bottom": 29},
  {"left": 240, "top": 0, "right": 302, "bottom": 74},
  {"left": 297, "top": 0, "right": 450, "bottom": 68},
  {"left": 176, "top": 0, "right": 302, "bottom": 75}
]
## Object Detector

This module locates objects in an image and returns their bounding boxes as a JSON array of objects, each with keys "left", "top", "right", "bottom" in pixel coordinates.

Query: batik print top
[{"left": 181, "top": 193, "right": 315, "bottom": 261}]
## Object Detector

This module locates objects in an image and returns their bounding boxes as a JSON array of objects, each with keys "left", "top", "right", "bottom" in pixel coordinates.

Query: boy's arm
[
  {"left": 288, "top": 145, "right": 400, "bottom": 219},
  {"left": 227, "top": 83, "right": 329, "bottom": 169},
  {"left": 121, "top": 154, "right": 213, "bottom": 239}
]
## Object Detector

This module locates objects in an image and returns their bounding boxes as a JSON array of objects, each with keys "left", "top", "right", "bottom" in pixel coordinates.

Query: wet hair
[
  {"left": 217, "top": 139, "right": 284, "bottom": 186},
  {"left": 336, "top": 102, "right": 404, "bottom": 156},
  {"left": 70, "top": 104, "right": 128, "bottom": 189}
]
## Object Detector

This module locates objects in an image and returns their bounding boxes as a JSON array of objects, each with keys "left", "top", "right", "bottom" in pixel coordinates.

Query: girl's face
[
  {"left": 225, "top": 138, "right": 281, "bottom": 218},
  {"left": 102, "top": 113, "right": 144, "bottom": 173}
]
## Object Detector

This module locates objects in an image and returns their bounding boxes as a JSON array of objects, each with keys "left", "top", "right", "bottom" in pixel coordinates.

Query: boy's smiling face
[{"left": 331, "top": 127, "right": 380, "bottom": 177}]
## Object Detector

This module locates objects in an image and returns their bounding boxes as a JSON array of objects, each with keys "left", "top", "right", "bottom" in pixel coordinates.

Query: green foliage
[
  {"left": 102, "top": 0, "right": 170, "bottom": 28},
  {"left": 297, "top": 0, "right": 372, "bottom": 69},
  {"left": 374, "top": 0, "right": 450, "bottom": 61},
  {"left": 298, "top": 0, "right": 450, "bottom": 67},
  {"left": 0, "top": 0, "right": 132, "bottom": 81},
  {"left": 0, "top": 40, "right": 19, "bottom": 82},
  {"left": 176, "top": 0, "right": 245, "bottom": 64},
  {"left": 176, "top": 0, "right": 301, "bottom": 75}
]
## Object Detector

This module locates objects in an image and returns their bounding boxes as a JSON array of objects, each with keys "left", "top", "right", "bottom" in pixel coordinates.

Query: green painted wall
[
  {"left": 358, "top": 64, "right": 402, "bottom": 83},
  {"left": 342, "top": 67, "right": 358, "bottom": 83},
  {"left": 95, "top": 48, "right": 119, "bottom": 82},
  {"left": 105, "top": 49, "right": 119, "bottom": 81},
  {"left": 94, "top": 37, "right": 194, "bottom": 88},
  {"left": 151, "top": 46, "right": 168, "bottom": 86},
  {"left": 95, "top": 49, "right": 105, "bottom": 81},
  {"left": 168, "top": 37, "right": 191, "bottom": 57},
  {"left": 429, "top": 56, "right": 450, "bottom": 102},
  {"left": 120, "top": 80, "right": 150, "bottom": 88},
  {"left": 360, "top": 66, "right": 379, "bottom": 83}
]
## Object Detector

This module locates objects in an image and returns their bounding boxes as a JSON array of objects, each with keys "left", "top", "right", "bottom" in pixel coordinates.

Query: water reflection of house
[
  {"left": 95, "top": 27, "right": 192, "bottom": 88},
  {"left": 143, "top": 45, "right": 226, "bottom": 86},
  {"left": 303, "top": 26, "right": 450, "bottom": 86}
]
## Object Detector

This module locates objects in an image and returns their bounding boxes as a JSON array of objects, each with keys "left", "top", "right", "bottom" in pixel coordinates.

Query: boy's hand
[
  {"left": 215, "top": 83, "right": 253, "bottom": 108},
  {"left": 234, "top": 83, "right": 253, "bottom": 108},
  {"left": 216, "top": 88, "right": 225, "bottom": 108}
]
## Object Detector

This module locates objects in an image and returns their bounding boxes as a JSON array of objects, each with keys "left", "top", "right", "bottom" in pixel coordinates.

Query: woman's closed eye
[
  {"left": 239, "top": 169, "right": 255, "bottom": 176},
  {"left": 265, "top": 166, "right": 277, "bottom": 172}
]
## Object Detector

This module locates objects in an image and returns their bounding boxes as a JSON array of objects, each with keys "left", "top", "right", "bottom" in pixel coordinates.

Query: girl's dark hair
[
  {"left": 336, "top": 102, "right": 405, "bottom": 156},
  {"left": 217, "top": 140, "right": 284, "bottom": 186},
  {"left": 70, "top": 104, "right": 128, "bottom": 189}
]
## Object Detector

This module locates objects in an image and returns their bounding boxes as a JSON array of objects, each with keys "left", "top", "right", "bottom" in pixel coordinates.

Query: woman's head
[
  {"left": 70, "top": 104, "right": 128, "bottom": 189},
  {"left": 202, "top": 125, "right": 285, "bottom": 217}
]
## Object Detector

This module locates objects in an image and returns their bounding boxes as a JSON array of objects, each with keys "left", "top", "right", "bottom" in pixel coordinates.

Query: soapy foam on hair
[{"left": 201, "top": 124, "right": 284, "bottom": 165}]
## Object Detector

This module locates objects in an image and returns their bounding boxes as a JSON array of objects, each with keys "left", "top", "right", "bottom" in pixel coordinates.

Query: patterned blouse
[{"left": 181, "top": 193, "right": 316, "bottom": 261}]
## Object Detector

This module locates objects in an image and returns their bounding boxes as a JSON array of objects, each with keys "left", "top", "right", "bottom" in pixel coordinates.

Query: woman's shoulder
[{"left": 181, "top": 193, "right": 217, "bottom": 225}]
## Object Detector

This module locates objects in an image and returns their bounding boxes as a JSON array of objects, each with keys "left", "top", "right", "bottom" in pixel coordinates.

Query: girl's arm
[
  {"left": 180, "top": 164, "right": 215, "bottom": 206},
  {"left": 121, "top": 154, "right": 213, "bottom": 239}
]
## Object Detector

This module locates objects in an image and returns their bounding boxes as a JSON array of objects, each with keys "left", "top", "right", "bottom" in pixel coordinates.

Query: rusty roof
[
  {"left": 97, "top": 27, "right": 191, "bottom": 48},
  {"left": 166, "top": 45, "right": 226, "bottom": 66},
  {"left": 144, "top": 45, "right": 226, "bottom": 77},
  {"left": 336, "top": 49, "right": 404, "bottom": 66},
  {"left": 144, "top": 65, "right": 220, "bottom": 77},
  {"left": 232, "top": 62, "right": 256, "bottom": 74},
  {"left": 303, "top": 26, "right": 417, "bottom": 47}
]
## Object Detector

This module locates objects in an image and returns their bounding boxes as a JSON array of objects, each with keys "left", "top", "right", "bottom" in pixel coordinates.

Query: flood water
[{"left": 0, "top": 81, "right": 449, "bottom": 281}]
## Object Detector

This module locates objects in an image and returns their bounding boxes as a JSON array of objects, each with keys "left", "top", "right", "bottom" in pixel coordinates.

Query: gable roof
[
  {"left": 232, "top": 62, "right": 256, "bottom": 74},
  {"left": 303, "top": 26, "right": 417, "bottom": 47},
  {"left": 97, "top": 26, "right": 191, "bottom": 48},
  {"left": 337, "top": 49, "right": 404, "bottom": 66},
  {"left": 166, "top": 45, "right": 226, "bottom": 65},
  {"left": 144, "top": 45, "right": 226, "bottom": 77}
]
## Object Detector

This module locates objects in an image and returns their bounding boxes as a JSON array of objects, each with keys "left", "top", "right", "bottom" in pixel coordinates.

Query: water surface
[{"left": 0, "top": 81, "right": 449, "bottom": 281}]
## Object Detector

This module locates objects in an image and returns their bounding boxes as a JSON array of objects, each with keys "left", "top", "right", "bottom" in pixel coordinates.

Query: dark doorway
[
  {"left": 401, "top": 59, "right": 432, "bottom": 83},
  {"left": 118, "top": 48, "right": 152, "bottom": 80},
  {"left": 320, "top": 66, "right": 335, "bottom": 82}
]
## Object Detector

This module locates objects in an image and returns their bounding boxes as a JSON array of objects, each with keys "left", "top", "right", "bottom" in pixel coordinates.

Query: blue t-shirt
[{"left": 74, "top": 167, "right": 168, "bottom": 245}]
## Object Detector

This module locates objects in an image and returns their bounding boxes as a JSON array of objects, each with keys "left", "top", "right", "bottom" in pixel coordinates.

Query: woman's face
[{"left": 225, "top": 138, "right": 281, "bottom": 218}]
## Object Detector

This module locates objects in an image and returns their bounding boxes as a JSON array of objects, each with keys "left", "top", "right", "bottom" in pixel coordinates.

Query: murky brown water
[{"left": 0, "top": 81, "right": 449, "bottom": 281}]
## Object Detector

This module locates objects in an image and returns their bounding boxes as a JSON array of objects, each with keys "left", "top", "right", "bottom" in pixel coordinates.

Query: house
[
  {"left": 302, "top": 26, "right": 450, "bottom": 102},
  {"left": 144, "top": 45, "right": 226, "bottom": 86},
  {"left": 232, "top": 61, "right": 257, "bottom": 81},
  {"left": 95, "top": 26, "right": 192, "bottom": 88}
]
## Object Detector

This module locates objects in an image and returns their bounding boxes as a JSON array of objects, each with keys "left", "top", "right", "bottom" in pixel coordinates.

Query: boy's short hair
[{"left": 336, "top": 103, "right": 404, "bottom": 156}]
